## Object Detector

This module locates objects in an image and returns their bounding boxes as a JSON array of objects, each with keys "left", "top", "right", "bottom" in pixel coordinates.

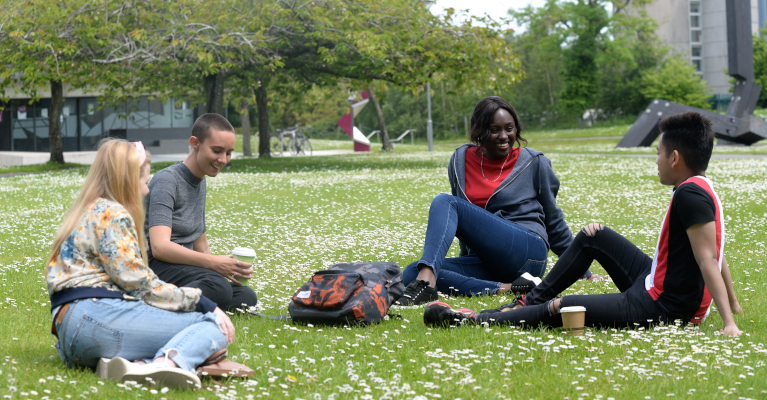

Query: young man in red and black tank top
[{"left": 425, "top": 111, "right": 743, "bottom": 336}]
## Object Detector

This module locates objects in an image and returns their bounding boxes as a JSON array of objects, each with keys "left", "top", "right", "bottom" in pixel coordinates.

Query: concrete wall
[
  {"left": 638, "top": 0, "right": 690, "bottom": 59},
  {"left": 634, "top": 0, "right": 763, "bottom": 96},
  {"left": 702, "top": 0, "right": 729, "bottom": 95}
]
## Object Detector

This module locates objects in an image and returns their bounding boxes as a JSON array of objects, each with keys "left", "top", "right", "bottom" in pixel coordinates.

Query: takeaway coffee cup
[
  {"left": 560, "top": 306, "right": 586, "bottom": 336},
  {"left": 231, "top": 247, "right": 256, "bottom": 285}
]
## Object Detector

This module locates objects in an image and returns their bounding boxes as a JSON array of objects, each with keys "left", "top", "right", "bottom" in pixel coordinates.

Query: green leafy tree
[
  {"left": 0, "top": 0, "right": 127, "bottom": 163},
  {"left": 510, "top": 0, "right": 660, "bottom": 119},
  {"left": 640, "top": 56, "right": 712, "bottom": 109},
  {"left": 595, "top": 7, "right": 665, "bottom": 115}
]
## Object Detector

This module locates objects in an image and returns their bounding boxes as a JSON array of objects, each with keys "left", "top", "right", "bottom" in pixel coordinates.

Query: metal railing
[{"left": 390, "top": 129, "right": 416, "bottom": 146}]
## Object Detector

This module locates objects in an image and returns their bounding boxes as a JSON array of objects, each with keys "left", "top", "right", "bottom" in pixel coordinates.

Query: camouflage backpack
[{"left": 288, "top": 262, "right": 404, "bottom": 325}]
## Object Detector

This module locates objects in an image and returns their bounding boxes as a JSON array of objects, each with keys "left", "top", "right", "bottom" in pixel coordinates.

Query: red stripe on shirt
[{"left": 648, "top": 202, "right": 673, "bottom": 301}]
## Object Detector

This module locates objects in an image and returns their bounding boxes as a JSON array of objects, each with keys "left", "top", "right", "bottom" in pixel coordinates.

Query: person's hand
[
  {"left": 213, "top": 307, "right": 235, "bottom": 344},
  {"left": 720, "top": 324, "right": 742, "bottom": 337},
  {"left": 207, "top": 255, "right": 252, "bottom": 285},
  {"left": 731, "top": 302, "right": 744, "bottom": 315}
]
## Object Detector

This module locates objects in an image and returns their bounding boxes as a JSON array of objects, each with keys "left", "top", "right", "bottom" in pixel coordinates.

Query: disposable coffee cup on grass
[
  {"left": 231, "top": 247, "right": 256, "bottom": 285},
  {"left": 560, "top": 306, "right": 586, "bottom": 336}
]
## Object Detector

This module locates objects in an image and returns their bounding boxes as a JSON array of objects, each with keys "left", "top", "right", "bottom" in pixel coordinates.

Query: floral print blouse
[{"left": 46, "top": 198, "right": 203, "bottom": 312}]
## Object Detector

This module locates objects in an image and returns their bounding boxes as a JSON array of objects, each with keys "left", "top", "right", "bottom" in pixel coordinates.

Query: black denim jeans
[
  {"left": 150, "top": 260, "right": 258, "bottom": 311},
  {"left": 477, "top": 226, "right": 669, "bottom": 328}
]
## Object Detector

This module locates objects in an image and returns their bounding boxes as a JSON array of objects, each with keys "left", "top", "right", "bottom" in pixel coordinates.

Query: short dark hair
[
  {"left": 658, "top": 111, "right": 714, "bottom": 173},
  {"left": 192, "top": 113, "right": 234, "bottom": 143},
  {"left": 470, "top": 96, "right": 527, "bottom": 149}
]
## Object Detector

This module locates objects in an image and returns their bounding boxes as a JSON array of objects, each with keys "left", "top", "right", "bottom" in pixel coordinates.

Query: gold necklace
[{"left": 481, "top": 150, "right": 511, "bottom": 182}]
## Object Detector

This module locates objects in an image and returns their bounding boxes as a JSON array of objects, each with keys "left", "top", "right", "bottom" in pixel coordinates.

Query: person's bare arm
[
  {"left": 148, "top": 225, "right": 251, "bottom": 284},
  {"left": 720, "top": 255, "right": 743, "bottom": 314},
  {"left": 193, "top": 232, "right": 213, "bottom": 255},
  {"left": 687, "top": 222, "right": 741, "bottom": 336}
]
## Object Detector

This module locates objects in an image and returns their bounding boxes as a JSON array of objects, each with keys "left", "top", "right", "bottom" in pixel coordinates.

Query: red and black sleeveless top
[{"left": 645, "top": 176, "right": 724, "bottom": 324}]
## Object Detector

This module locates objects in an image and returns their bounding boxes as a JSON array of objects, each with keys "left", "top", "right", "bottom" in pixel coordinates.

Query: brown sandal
[{"left": 197, "top": 350, "right": 254, "bottom": 378}]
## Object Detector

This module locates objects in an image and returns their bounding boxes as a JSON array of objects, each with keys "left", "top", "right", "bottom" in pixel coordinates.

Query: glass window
[
  {"left": 692, "top": 59, "right": 702, "bottom": 72},
  {"left": 172, "top": 99, "right": 195, "bottom": 128},
  {"left": 691, "top": 30, "right": 701, "bottom": 42},
  {"left": 148, "top": 97, "right": 172, "bottom": 128},
  {"left": 34, "top": 100, "right": 50, "bottom": 153},
  {"left": 125, "top": 97, "right": 149, "bottom": 129},
  {"left": 79, "top": 97, "right": 104, "bottom": 151},
  {"left": 11, "top": 102, "right": 35, "bottom": 151},
  {"left": 690, "top": 15, "right": 700, "bottom": 28},
  {"left": 61, "top": 99, "right": 78, "bottom": 151},
  {"left": 691, "top": 45, "right": 702, "bottom": 57},
  {"left": 690, "top": 1, "right": 700, "bottom": 14},
  {"left": 102, "top": 103, "right": 127, "bottom": 134}
]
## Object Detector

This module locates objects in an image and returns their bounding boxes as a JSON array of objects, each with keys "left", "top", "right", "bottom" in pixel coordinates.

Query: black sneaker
[
  {"left": 509, "top": 272, "right": 542, "bottom": 294},
  {"left": 480, "top": 294, "right": 527, "bottom": 314},
  {"left": 423, "top": 302, "right": 476, "bottom": 326},
  {"left": 395, "top": 280, "right": 438, "bottom": 306}
]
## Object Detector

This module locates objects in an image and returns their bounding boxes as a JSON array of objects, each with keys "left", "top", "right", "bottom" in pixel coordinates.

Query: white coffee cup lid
[
  {"left": 560, "top": 306, "right": 586, "bottom": 313},
  {"left": 232, "top": 247, "right": 256, "bottom": 257}
]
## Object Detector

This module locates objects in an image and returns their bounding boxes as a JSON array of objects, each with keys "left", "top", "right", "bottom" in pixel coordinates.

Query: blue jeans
[
  {"left": 404, "top": 194, "right": 550, "bottom": 296},
  {"left": 54, "top": 298, "right": 228, "bottom": 372}
]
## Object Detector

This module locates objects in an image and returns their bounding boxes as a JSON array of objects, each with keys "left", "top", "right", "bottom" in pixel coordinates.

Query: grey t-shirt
[{"left": 145, "top": 162, "right": 206, "bottom": 262}]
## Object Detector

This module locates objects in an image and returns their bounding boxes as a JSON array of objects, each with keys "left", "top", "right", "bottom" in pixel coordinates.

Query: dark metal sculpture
[{"left": 617, "top": 0, "right": 766, "bottom": 148}]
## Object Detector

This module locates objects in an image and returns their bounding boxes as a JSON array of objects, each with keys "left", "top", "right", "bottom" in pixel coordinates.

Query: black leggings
[{"left": 477, "top": 226, "right": 669, "bottom": 327}]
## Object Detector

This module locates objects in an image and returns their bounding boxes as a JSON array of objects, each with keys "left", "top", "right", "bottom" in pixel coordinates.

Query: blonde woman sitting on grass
[{"left": 46, "top": 139, "right": 234, "bottom": 390}]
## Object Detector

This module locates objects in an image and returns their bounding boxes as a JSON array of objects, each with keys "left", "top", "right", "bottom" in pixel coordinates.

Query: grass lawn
[
  {"left": 234, "top": 123, "right": 767, "bottom": 157},
  {"left": 1, "top": 136, "right": 766, "bottom": 399},
  {"left": 0, "top": 162, "right": 87, "bottom": 175}
]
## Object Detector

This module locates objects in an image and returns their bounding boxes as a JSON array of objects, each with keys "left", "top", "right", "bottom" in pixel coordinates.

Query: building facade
[
  {"left": 633, "top": 0, "right": 764, "bottom": 99},
  {"left": 0, "top": 87, "right": 204, "bottom": 153}
]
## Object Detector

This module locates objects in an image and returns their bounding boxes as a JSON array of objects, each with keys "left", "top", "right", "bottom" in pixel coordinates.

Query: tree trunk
[
  {"left": 255, "top": 77, "right": 271, "bottom": 158},
  {"left": 545, "top": 69, "right": 555, "bottom": 106},
  {"left": 368, "top": 86, "right": 392, "bottom": 151},
  {"left": 240, "top": 98, "right": 252, "bottom": 156},
  {"left": 464, "top": 115, "right": 470, "bottom": 141},
  {"left": 204, "top": 73, "right": 226, "bottom": 115},
  {"left": 440, "top": 81, "right": 447, "bottom": 133},
  {"left": 49, "top": 80, "right": 64, "bottom": 164}
]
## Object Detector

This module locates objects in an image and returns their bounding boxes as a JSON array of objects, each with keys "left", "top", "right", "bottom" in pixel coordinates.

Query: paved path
[
  {"left": 0, "top": 172, "right": 38, "bottom": 178},
  {"left": 237, "top": 149, "right": 355, "bottom": 158}
]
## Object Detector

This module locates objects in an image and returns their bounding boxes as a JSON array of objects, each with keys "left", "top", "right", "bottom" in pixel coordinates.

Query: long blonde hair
[{"left": 48, "top": 139, "right": 148, "bottom": 265}]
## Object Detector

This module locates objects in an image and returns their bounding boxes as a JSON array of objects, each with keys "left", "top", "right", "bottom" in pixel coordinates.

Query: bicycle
[{"left": 269, "top": 126, "right": 312, "bottom": 157}]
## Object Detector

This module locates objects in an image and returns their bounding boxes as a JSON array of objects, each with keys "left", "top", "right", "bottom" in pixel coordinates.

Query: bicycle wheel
[
  {"left": 301, "top": 138, "right": 312, "bottom": 156},
  {"left": 285, "top": 136, "right": 298, "bottom": 156},
  {"left": 269, "top": 135, "right": 283, "bottom": 157}
]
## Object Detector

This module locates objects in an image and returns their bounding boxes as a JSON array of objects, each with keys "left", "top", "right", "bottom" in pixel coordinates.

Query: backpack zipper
[{"left": 386, "top": 270, "right": 403, "bottom": 288}]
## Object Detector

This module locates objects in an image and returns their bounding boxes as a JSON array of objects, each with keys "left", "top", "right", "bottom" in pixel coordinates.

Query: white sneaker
[
  {"left": 520, "top": 272, "right": 542, "bottom": 286},
  {"left": 121, "top": 363, "right": 201, "bottom": 390},
  {"left": 96, "top": 357, "right": 134, "bottom": 381}
]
